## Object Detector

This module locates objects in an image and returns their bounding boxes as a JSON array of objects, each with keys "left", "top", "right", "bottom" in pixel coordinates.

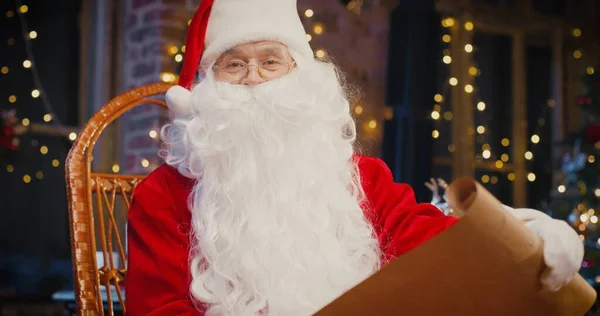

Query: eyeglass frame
[{"left": 212, "top": 59, "right": 297, "bottom": 83}]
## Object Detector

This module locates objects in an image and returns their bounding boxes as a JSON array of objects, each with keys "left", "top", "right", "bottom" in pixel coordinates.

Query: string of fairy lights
[
  {"left": 432, "top": 17, "right": 564, "bottom": 186},
  {"left": 2, "top": 3, "right": 77, "bottom": 183}
]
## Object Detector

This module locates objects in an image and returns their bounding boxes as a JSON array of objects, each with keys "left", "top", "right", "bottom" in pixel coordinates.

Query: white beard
[{"left": 162, "top": 58, "right": 381, "bottom": 316}]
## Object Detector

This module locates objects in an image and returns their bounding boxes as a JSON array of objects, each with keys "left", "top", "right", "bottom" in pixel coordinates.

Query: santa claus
[{"left": 126, "top": 0, "right": 584, "bottom": 315}]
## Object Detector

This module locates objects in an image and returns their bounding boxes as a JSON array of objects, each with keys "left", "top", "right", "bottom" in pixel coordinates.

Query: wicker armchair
[{"left": 65, "top": 82, "right": 173, "bottom": 315}]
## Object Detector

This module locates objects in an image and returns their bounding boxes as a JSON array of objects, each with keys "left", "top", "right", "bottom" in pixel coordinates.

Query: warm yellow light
[
  {"left": 573, "top": 50, "right": 582, "bottom": 59},
  {"left": 464, "top": 44, "right": 474, "bottom": 53},
  {"left": 443, "top": 18, "right": 455, "bottom": 27},
  {"left": 482, "top": 149, "right": 491, "bottom": 159},
  {"left": 304, "top": 9, "right": 314, "bottom": 18},
  {"left": 161, "top": 72, "right": 176, "bottom": 83},
  {"left": 431, "top": 111, "right": 440, "bottom": 120},
  {"left": 464, "top": 21, "right": 474, "bottom": 31},
  {"left": 442, "top": 56, "right": 452, "bottom": 64},
  {"left": 477, "top": 101, "right": 486, "bottom": 111},
  {"left": 595, "top": 188, "right": 600, "bottom": 197},
  {"left": 501, "top": 138, "right": 510, "bottom": 147},
  {"left": 384, "top": 107, "right": 394, "bottom": 120},
  {"left": 579, "top": 224, "right": 587, "bottom": 231},
  {"left": 589, "top": 155, "right": 596, "bottom": 163},
  {"left": 23, "top": 60, "right": 32, "bottom": 68},
  {"left": 448, "top": 144, "right": 456, "bottom": 153},
  {"left": 315, "top": 49, "right": 326, "bottom": 59},
  {"left": 19, "top": 5, "right": 28, "bottom": 14},
  {"left": 558, "top": 185, "right": 566, "bottom": 193},
  {"left": 112, "top": 164, "right": 120, "bottom": 173},
  {"left": 36, "top": 171, "right": 43, "bottom": 180},
  {"left": 368, "top": 120, "right": 378, "bottom": 129},
  {"left": 6, "top": 165, "right": 14, "bottom": 172},
  {"left": 531, "top": 134, "right": 540, "bottom": 143},
  {"left": 354, "top": 105, "right": 363, "bottom": 115},
  {"left": 313, "top": 23, "right": 324, "bottom": 35},
  {"left": 52, "top": 159, "right": 60, "bottom": 167},
  {"left": 527, "top": 172, "right": 536, "bottom": 182},
  {"left": 149, "top": 130, "right": 158, "bottom": 139},
  {"left": 31, "top": 89, "right": 40, "bottom": 98},
  {"left": 442, "top": 34, "right": 451, "bottom": 43},
  {"left": 43, "top": 114, "right": 52, "bottom": 122},
  {"left": 449, "top": 77, "right": 458, "bottom": 86},
  {"left": 591, "top": 216, "right": 598, "bottom": 224},
  {"left": 181, "top": 45, "right": 186, "bottom": 53},
  {"left": 8, "top": 95, "right": 16, "bottom": 103},
  {"left": 525, "top": 151, "right": 533, "bottom": 160},
  {"left": 443, "top": 111, "right": 453, "bottom": 121},
  {"left": 482, "top": 144, "right": 491, "bottom": 151},
  {"left": 491, "top": 176, "right": 498, "bottom": 184},
  {"left": 434, "top": 94, "right": 443, "bottom": 102},
  {"left": 28, "top": 31, "right": 37, "bottom": 39},
  {"left": 174, "top": 54, "right": 183, "bottom": 62},
  {"left": 306, "top": 34, "right": 312, "bottom": 42},
  {"left": 168, "top": 45, "right": 178, "bottom": 55},
  {"left": 481, "top": 175, "right": 490, "bottom": 183},
  {"left": 476, "top": 125, "right": 485, "bottom": 134},
  {"left": 573, "top": 28, "right": 582, "bottom": 37},
  {"left": 22, "top": 118, "right": 30, "bottom": 126},
  {"left": 141, "top": 159, "right": 150, "bottom": 168},
  {"left": 588, "top": 67, "right": 596, "bottom": 75},
  {"left": 187, "top": 19, "right": 192, "bottom": 26},
  {"left": 464, "top": 84, "right": 474, "bottom": 93},
  {"left": 68, "top": 132, "right": 77, "bottom": 141},
  {"left": 1, "top": 66, "right": 8, "bottom": 74},
  {"left": 501, "top": 153, "right": 509, "bottom": 162},
  {"left": 495, "top": 160, "right": 504, "bottom": 169},
  {"left": 432, "top": 130, "right": 440, "bottom": 139},
  {"left": 23, "top": 174, "right": 31, "bottom": 184},
  {"left": 40, "top": 146, "right": 48, "bottom": 155},
  {"left": 6, "top": 10, "right": 14, "bottom": 18},
  {"left": 468, "top": 66, "right": 478, "bottom": 76},
  {"left": 581, "top": 214, "right": 589, "bottom": 223},
  {"left": 508, "top": 173, "right": 516, "bottom": 181}
]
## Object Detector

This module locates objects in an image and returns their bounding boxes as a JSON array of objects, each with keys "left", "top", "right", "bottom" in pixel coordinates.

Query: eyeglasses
[{"left": 213, "top": 58, "right": 296, "bottom": 82}]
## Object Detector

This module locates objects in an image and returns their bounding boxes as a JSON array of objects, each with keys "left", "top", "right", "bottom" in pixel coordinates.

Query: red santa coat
[{"left": 127, "top": 155, "right": 458, "bottom": 315}]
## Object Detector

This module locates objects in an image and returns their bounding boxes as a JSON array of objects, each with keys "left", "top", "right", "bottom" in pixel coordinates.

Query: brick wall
[
  {"left": 298, "top": 0, "right": 394, "bottom": 156},
  {"left": 121, "top": 0, "right": 191, "bottom": 174}
]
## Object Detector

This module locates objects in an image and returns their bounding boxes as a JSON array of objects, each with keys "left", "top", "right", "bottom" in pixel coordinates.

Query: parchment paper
[{"left": 315, "top": 177, "right": 596, "bottom": 316}]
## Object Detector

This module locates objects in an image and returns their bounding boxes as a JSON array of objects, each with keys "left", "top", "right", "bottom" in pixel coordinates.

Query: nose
[{"left": 240, "top": 65, "right": 266, "bottom": 86}]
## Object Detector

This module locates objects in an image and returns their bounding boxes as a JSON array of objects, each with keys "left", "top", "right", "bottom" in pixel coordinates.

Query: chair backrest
[{"left": 65, "top": 82, "right": 173, "bottom": 315}]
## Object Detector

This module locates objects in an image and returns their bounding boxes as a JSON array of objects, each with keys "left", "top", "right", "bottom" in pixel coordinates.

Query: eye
[
  {"left": 224, "top": 60, "right": 246, "bottom": 69},
  {"left": 261, "top": 59, "right": 283, "bottom": 70},
  {"left": 263, "top": 59, "right": 282, "bottom": 66}
]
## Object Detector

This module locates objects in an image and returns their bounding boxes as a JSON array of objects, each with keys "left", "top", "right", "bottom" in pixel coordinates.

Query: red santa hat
[{"left": 178, "top": 0, "right": 314, "bottom": 89}]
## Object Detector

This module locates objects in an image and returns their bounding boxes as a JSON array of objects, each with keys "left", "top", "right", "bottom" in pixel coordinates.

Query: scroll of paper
[{"left": 315, "top": 177, "right": 596, "bottom": 316}]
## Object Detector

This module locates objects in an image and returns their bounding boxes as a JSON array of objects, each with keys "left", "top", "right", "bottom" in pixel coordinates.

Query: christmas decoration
[
  {"left": 549, "top": 64, "right": 600, "bottom": 284},
  {"left": 0, "top": 109, "right": 27, "bottom": 152},
  {"left": 425, "top": 177, "right": 452, "bottom": 215}
]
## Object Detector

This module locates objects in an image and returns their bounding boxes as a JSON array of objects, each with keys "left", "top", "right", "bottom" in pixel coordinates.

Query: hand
[
  {"left": 505, "top": 206, "right": 584, "bottom": 291},
  {"left": 165, "top": 85, "right": 193, "bottom": 115}
]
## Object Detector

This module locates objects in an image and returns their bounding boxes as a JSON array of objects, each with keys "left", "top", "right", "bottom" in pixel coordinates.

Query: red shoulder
[{"left": 132, "top": 164, "right": 195, "bottom": 223}]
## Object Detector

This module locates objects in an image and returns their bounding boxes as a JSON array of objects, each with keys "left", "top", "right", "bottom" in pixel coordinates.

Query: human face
[{"left": 213, "top": 41, "right": 296, "bottom": 86}]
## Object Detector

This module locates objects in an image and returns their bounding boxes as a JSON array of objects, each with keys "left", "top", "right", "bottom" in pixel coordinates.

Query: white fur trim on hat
[{"left": 199, "top": 0, "right": 314, "bottom": 69}]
